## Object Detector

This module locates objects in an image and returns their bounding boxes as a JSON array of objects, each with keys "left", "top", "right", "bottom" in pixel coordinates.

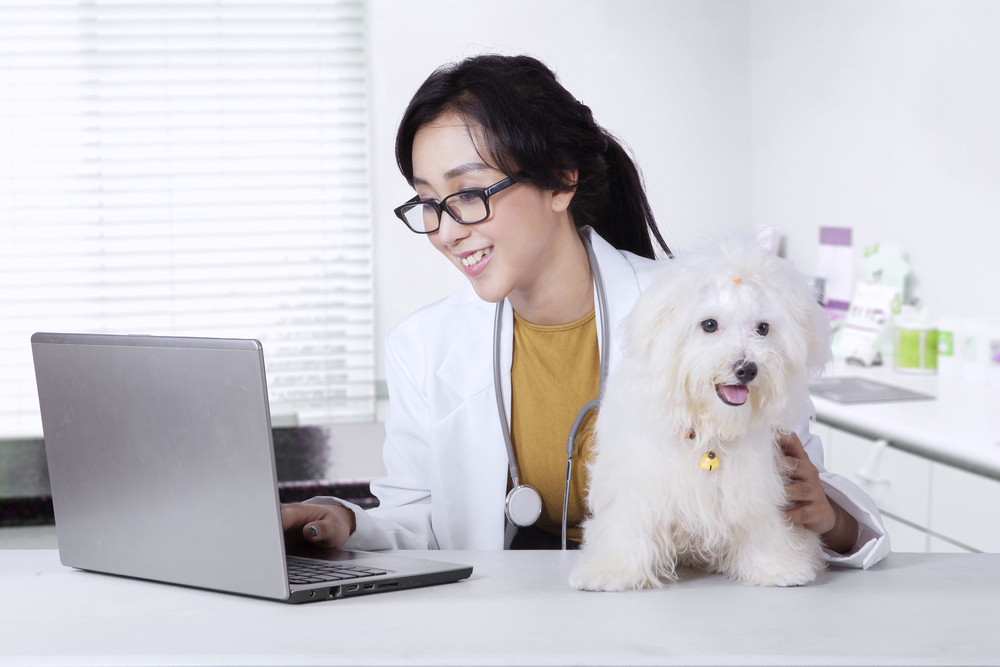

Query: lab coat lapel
[
  {"left": 582, "top": 227, "right": 645, "bottom": 378},
  {"left": 431, "top": 298, "right": 511, "bottom": 549},
  {"left": 432, "top": 297, "right": 510, "bottom": 413}
]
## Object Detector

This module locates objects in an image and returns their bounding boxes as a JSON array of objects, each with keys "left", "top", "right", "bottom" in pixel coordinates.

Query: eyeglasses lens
[
  {"left": 401, "top": 192, "right": 489, "bottom": 233},
  {"left": 442, "top": 192, "right": 488, "bottom": 224},
  {"left": 399, "top": 203, "right": 437, "bottom": 233}
]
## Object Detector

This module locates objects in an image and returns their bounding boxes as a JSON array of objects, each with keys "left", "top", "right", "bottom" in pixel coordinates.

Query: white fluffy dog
[{"left": 569, "top": 239, "right": 830, "bottom": 591}]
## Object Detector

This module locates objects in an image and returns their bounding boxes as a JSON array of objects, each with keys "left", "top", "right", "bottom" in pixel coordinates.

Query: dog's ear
[
  {"left": 621, "top": 261, "right": 691, "bottom": 362},
  {"left": 621, "top": 292, "right": 670, "bottom": 362},
  {"left": 803, "top": 299, "right": 832, "bottom": 374},
  {"left": 782, "top": 264, "right": 831, "bottom": 375}
]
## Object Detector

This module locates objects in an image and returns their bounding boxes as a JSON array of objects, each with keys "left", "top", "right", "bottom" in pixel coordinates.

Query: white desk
[
  {"left": 811, "top": 363, "right": 1000, "bottom": 481},
  {"left": 2, "top": 549, "right": 999, "bottom": 666}
]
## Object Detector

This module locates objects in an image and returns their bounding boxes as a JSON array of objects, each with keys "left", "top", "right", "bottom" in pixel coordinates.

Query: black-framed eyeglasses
[{"left": 394, "top": 172, "right": 524, "bottom": 234}]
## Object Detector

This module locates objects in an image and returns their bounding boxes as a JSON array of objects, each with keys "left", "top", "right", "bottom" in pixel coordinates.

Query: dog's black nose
[{"left": 734, "top": 361, "right": 757, "bottom": 384}]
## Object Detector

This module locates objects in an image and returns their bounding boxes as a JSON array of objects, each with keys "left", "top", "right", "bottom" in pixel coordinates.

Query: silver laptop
[{"left": 31, "top": 332, "right": 472, "bottom": 603}]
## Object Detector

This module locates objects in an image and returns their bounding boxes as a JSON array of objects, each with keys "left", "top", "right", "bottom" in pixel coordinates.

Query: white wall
[
  {"left": 752, "top": 0, "right": 1000, "bottom": 320},
  {"left": 367, "top": 0, "right": 999, "bottom": 382},
  {"left": 366, "top": 0, "right": 752, "bottom": 378}
]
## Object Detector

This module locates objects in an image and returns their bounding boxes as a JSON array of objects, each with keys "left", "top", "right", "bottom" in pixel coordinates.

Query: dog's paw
[
  {"left": 739, "top": 557, "right": 825, "bottom": 587},
  {"left": 569, "top": 554, "right": 663, "bottom": 592},
  {"left": 744, "top": 567, "right": 819, "bottom": 587},
  {"left": 568, "top": 564, "right": 636, "bottom": 592}
]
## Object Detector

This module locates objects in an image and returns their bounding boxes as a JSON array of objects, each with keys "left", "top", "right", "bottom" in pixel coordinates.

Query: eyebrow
[{"left": 412, "top": 162, "right": 493, "bottom": 187}]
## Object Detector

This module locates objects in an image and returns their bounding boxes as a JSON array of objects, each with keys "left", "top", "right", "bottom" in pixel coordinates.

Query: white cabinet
[
  {"left": 813, "top": 424, "right": 1000, "bottom": 553},
  {"left": 817, "top": 424, "right": 1000, "bottom": 553},
  {"left": 930, "top": 463, "right": 1000, "bottom": 553},
  {"left": 882, "top": 515, "right": 929, "bottom": 553},
  {"left": 822, "top": 427, "right": 932, "bottom": 540},
  {"left": 928, "top": 537, "right": 970, "bottom": 553},
  {"left": 812, "top": 359, "right": 1000, "bottom": 553}
]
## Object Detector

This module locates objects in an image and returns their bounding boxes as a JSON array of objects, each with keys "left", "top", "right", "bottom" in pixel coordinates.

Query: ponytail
[
  {"left": 569, "top": 120, "right": 672, "bottom": 259},
  {"left": 396, "top": 55, "right": 671, "bottom": 260}
]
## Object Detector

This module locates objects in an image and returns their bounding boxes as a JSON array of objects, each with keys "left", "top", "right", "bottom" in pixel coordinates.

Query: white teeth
[{"left": 460, "top": 247, "right": 492, "bottom": 267}]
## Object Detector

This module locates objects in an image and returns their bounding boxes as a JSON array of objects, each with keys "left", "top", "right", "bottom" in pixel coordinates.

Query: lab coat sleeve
[
  {"left": 304, "top": 333, "right": 440, "bottom": 550},
  {"left": 796, "top": 405, "right": 891, "bottom": 569}
]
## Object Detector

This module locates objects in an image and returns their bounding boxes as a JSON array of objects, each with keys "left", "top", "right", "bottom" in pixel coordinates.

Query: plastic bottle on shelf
[
  {"left": 894, "top": 307, "right": 937, "bottom": 374},
  {"left": 935, "top": 316, "right": 960, "bottom": 378},
  {"left": 962, "top": 318, "right": 989, "bottom": 385}
]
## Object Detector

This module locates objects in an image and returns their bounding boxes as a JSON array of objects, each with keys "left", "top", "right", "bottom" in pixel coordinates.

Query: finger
[
  {"left": 780, "top": 455, "right": 811, "bottom": 481},
  {"left": 784, "top": 497, "right": 827, "bottom": 523},
  {"left": 785, "top": 494, "right": 837, "bottom": 534},
  {"left": 777, "top": 432, "right": 807, "bottom": 460},
  {"left": 280, "top": 503, "right": 322, "bottom": 531},
  {"left": 784, "top": 481, "right": 817, "bottom": 503},
  {"left": 280, "top": 503, "right": 340, "bottom": 539},
  {"left": 784, "top": 503, "right": 813, "bottom": 526},
  {"left": 281, "top": 503, "right": 353, "bottom": 549},
  {"left": 301, "top": 519, "right": 336, "bottom": 548},
  {"left": 780, "top": 455, "right": 799, "bottom": 471},
  {"left": 306, "top": 511, "right": 355, "bottom": 549}
]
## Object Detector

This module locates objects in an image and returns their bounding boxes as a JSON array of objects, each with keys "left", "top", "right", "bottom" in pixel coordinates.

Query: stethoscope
[{"left": 492, "top": 232, "right": 610, "bottom": 550}]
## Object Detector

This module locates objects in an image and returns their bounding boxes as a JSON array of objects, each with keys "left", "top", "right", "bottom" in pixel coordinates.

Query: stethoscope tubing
[{"left": 493, "top": 230, "right": 611, "bottom": 549}]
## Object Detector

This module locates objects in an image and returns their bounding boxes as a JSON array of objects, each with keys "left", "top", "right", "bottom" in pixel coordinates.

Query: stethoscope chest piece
[{"left": 505, "top": 484, "right": 543, "bottom": 527}]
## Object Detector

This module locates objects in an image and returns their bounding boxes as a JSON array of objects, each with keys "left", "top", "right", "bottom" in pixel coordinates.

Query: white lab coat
[{"left": 312, "top": 227, "right": 890, "bottom": 568}]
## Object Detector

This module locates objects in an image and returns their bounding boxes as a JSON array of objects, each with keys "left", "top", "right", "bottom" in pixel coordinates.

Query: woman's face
[{"left": 410, "top": 111, "right": 575, "bottom": 306}]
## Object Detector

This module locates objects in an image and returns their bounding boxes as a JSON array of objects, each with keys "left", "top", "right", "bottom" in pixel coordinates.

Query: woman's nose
[{"left": 436, "top": 213, "right": 469, "bottom": 247}]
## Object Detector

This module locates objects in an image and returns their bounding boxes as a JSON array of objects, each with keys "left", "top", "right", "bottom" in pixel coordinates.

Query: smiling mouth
[
  {"left": 459, "top": 247, "right": 492, "bottom": 267},
  {"left": 715, "top": 384, "right": 749, "bottom": 406}
]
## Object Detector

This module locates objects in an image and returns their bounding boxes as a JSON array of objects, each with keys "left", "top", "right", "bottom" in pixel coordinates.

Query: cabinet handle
[{"left": 856, "top": 439, "right": 892, "bottom": 485}]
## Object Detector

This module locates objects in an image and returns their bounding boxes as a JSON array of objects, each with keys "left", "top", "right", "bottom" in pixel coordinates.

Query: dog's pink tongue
[{"left": 721, "top": 384, "right": 749, "bottom": 405}]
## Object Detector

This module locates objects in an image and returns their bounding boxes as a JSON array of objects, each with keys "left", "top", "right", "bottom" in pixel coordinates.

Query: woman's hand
[
  {"left": 280, "top": 502, "right": 356, "bottom": 549},
  {"left": 778, "top": 432, "right": 859, "bottom": 554}
]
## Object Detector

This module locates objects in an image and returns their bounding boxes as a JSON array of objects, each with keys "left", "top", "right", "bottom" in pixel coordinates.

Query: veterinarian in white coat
[{"left": 281, "top": 55, "right": 890, "bottom": 570}]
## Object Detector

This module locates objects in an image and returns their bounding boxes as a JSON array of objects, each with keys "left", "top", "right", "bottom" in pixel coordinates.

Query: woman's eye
[
  {"left": 701, "top": 319, "right": 718, "bottom": 333},
  {"left": 756, "top": 322, "right": 769, "bottom": 336}
]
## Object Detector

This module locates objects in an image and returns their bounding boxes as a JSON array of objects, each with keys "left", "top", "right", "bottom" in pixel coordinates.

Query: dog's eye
[
  {"left": 756, "top": 322, "right": 769, "bottom": 336},
  {"left": 701, "top": 319, "right": 718, "bottom": 333}
]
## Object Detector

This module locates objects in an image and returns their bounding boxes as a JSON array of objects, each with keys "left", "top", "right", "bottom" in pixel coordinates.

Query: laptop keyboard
[{"left": 286, "top": 556, "right": 389, "bottom": 585}]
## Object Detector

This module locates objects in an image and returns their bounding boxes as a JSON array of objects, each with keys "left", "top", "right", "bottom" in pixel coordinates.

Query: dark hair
[{"left": 395, "top": 54, "right": 671, "bottom": 260}]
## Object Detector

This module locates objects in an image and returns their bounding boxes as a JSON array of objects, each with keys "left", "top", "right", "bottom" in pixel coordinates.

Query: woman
[{"left": 282, "top": 55, "right": 888, "bottom": 566}]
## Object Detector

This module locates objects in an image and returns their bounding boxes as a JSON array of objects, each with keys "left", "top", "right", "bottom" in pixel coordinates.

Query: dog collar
[{"left": 685, "top": 428, "right": 720, "bottom": 471}]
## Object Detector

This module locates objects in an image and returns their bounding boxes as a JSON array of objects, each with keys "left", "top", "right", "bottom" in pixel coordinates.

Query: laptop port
[
  {"left": 345, "top": 584, "right": 359, "bottom": 592},
  {"left": 378, "top": 582, "right": 399, "bottom": 590},
  {"left": 363, "top": 583, "right": 375, "bottom": 591}
]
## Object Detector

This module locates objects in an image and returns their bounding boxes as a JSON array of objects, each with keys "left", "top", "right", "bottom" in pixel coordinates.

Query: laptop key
[{"left": 286, "top": 557, "right": 377, "bottom": 584}]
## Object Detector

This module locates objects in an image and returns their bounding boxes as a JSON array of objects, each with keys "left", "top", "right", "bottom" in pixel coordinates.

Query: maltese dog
[{"left": 569, "top": 239, "right": 830, "bottom": 590}]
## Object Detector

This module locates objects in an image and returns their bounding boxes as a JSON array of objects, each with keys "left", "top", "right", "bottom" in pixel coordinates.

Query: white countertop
[
  {"left": 2, "top": 549, "right": 999, "bottom": 666},
  {"left": 811, "top": 362, "right": 1000, "bottom": 480}
]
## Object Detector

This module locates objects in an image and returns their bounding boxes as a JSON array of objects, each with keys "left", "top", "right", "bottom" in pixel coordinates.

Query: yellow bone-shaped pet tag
[{"left": 699, "top": 451, "right": 720, "bottom": 471}]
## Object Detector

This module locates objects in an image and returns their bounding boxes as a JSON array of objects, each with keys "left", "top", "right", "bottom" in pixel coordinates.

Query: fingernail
[{"left": 307, "top": 525, "right": 318, "bottom": 538}]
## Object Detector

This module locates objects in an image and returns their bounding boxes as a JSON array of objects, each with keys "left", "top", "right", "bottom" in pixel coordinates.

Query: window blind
[{"left": 0, "top": 0, "right": 375, "bottom": 438}]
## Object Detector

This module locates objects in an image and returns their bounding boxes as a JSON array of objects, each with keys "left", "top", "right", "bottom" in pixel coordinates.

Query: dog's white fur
[{"left": 569, "top": 239, "right": 830, "bottom": 591}]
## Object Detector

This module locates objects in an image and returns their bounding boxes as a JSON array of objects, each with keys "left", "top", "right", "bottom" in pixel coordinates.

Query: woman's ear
[{"left": 550, "top": 169, "right": 578, "bottom": 213}]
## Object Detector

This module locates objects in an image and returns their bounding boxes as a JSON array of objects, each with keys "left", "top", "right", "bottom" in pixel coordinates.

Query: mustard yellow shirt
[{"left": 510, "top": 309, "right": 599, "bottom": 542}]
